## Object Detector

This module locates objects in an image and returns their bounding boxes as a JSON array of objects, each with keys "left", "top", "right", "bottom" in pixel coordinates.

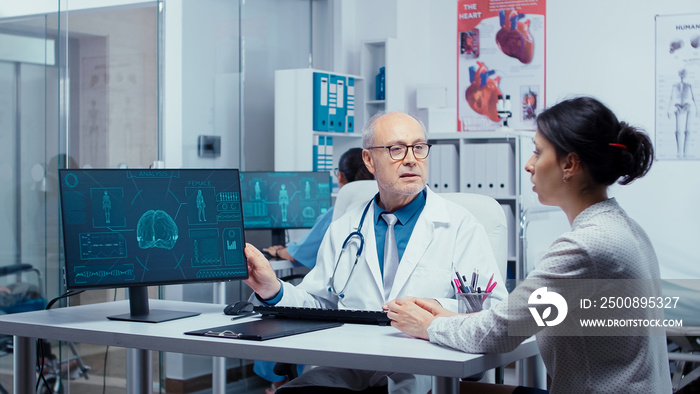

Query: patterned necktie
[{"left": 381, "top": 213, "right": 399, "bottom": 298}]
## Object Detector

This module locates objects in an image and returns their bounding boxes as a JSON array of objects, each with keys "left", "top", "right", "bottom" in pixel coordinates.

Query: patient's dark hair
[
  {"left": 536, "top": 96, "right": 653, "bottom": 185},
  {"left": 338, "top": 148, "right": 374, "bottom": 182}
]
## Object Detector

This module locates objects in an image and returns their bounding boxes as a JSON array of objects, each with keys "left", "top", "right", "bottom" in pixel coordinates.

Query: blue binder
[
  {"left": 346, "top": 77, "right": 355, "bottom": 133},
  {"left": 313, "top": 135, "right": 326, "bottom": 171},
  {"left": 334, "top": 75, "right": 346, "bottom": 132},
  {"left": 329, "top": 74, "right": 346, "bottom": 132},
  {"left": 313, "top": 72, "right": 329, "bottom": 131},
  {"left": 324, "top": 136, "right": 334, "bottom": 170}
]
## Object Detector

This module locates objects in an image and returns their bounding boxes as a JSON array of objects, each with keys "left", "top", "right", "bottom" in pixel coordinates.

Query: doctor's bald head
[
  {"left": 361, "top": 111, "right": 426, "bottom": 149},
  {"left": 361, "top": 112, "right": 430, "bottom": 207}
]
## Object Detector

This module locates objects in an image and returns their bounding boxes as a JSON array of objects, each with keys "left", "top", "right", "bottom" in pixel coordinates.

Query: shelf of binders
[
  {"left": 274, "top": 68, "right": 365, "bottom": 191},
  {"left": 426, "top": 130, "right": 531, "bottom": 199}
]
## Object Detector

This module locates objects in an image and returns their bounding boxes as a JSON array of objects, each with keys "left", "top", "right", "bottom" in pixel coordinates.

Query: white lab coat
[{"left": 269, "top": 188, "right": 507, "bottom": 394}]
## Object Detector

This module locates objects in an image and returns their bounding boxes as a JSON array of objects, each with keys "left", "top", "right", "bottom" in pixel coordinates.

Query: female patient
[{"left": 385, "top": 97, "right": 672, "bottom": 393}]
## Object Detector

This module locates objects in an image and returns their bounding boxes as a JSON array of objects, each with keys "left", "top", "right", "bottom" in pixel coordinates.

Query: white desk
[
  {"left": 269, "top": 258, "right": 303, "bottom": 271},
  {"left": 0, "top": 299, "right": 539, "bottom": 394}
]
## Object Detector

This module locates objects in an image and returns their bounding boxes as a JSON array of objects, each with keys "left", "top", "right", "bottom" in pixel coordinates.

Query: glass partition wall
[
  {"left": 0, "top": 8, "right": 64, "bottom": 393},
  {"left": 0, "top": 0, "right": 313, "bottom": 392}
]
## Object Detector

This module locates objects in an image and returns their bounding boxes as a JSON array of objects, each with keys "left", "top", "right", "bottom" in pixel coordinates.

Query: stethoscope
[{"left": 327, "top": 199, "right": 373, "bottom": 298}]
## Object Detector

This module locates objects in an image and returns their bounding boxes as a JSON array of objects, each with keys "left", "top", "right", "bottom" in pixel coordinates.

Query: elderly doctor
[{"left": 243, "top": 111, "right": 506, "bottom": 394}]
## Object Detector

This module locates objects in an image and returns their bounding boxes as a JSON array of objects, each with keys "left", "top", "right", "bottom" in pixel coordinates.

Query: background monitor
[
  {"left": 239, "top": 171, "right": 332, "bottom": 245},
  {"left": 58, "top": 168, "right": 247, "bottom": 323}
]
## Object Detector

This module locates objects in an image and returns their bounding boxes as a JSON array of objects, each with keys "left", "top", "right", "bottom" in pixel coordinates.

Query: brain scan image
[{"left": 136, "top": 209, "right": 179, "bottom": 250}]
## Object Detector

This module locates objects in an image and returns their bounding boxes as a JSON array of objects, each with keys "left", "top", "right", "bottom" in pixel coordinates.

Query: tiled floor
[
  {"left": 0, "top": 345, "right": 520, "bottom": 394},
  {"left": 2, "top": 339, "right": 697, "bottom": 393},
  {"left": 0, "top": 326, "right": 527, "bottom": 394},
  {"left": 0, "top": 342, "right": 271, "bottom": 394}
]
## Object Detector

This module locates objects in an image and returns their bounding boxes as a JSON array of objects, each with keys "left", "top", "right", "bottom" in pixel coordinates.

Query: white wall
[
  {"left": 346, "top": 0, "right": 700, "bottom": 279},
  {"left": 545, "top": 0, "right": 700, "bottom": 280}
]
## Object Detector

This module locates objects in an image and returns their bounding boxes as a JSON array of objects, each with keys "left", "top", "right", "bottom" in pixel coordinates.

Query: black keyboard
[{"left": 254, "top": 305, "right": 392, "bottom": 326}]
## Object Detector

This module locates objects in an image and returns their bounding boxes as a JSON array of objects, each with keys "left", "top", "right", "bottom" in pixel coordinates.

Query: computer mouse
[{"left": 224, "top": 301, "right": 254, "bottom": 315}]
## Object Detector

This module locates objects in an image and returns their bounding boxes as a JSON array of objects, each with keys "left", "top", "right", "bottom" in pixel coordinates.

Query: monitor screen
[
  {"left": 58, "top": 168, "right": 247, "bottom": 322},
  {"left": 239, "top": 171, "right": 332, "bottom": 230}
]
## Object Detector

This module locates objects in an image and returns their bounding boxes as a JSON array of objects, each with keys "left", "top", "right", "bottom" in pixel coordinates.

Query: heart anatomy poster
[
  {"left": 457, "top": 0, "right": 545, "bottom": 131},
  {"left": 655, "top": 13, "right": 700, "bottom": 161}
]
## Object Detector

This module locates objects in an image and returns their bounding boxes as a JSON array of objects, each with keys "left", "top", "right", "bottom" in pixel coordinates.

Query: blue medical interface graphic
[{"left": 60, "top": 169, "right": 247, "bottom": 289}]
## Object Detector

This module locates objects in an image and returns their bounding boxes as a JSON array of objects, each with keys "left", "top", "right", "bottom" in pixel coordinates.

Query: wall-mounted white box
[{"left": 418, "top": 107, "right": 457, "bottom": 133}]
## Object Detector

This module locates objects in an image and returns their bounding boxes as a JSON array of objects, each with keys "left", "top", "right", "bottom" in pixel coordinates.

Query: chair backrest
[
  {"left": 332, "top": 180, "right": 379, "bottom": 221},
  {"left": 439, "top": 193, "right": 508, "bottom": 281},
  {"left": 332, "top": 185, "right": 508, "bottom": 279}
]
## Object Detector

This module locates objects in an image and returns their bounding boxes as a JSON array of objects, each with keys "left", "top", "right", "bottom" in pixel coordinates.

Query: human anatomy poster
[
  {"left": 457, "top": 0, "right": 545, "bottom": 131},
  {"left": 655, "top": 14, "right": 700, "bottom": 160}
]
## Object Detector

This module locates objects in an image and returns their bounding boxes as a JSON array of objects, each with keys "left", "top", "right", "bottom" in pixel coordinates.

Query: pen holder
[{"left": 457, "top": 292, "right": 490, "bottom": 314}]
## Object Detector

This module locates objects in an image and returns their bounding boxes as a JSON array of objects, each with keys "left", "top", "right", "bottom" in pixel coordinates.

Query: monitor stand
[
  {"left": 271, "top": 228, "right": 286, "bottom": 247},
  {"left": 107, "top": 286, "right": 201, "bottom": 323}
]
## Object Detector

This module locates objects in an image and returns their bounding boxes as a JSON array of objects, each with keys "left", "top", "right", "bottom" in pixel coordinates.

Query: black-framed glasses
[
  {"left": 367, "top": 143, "right": 432, "bottom": 160},
  {"left": 332, "top": 168, "right": 339, "bottom": 177}
]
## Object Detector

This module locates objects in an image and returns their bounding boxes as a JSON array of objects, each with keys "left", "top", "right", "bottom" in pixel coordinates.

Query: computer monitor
[
  {"left": 58, "top": 168, "right": 247, "bottom": 323},
  {"left": 239, "top": 171, "right": 332, "bottom": 245}
]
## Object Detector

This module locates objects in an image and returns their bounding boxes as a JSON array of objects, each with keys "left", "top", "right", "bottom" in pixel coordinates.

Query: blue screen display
[
  {"left": 240, "top": 171, "right": 332, "bottom": 229},
  {"left": 59, "top": 169, "right": 248, "bottom": 290}
]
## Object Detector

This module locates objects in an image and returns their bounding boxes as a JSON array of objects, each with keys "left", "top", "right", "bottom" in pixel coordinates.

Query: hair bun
[{"left": 615, "top": 121, "right": 653, "bottom": 185}]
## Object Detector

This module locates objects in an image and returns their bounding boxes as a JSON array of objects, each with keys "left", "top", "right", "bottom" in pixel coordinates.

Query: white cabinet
[
  {"left": 360, "top": 38, "right": 404, "bottom": 119},
  {"left": 273, "top": 68, "right": 364, "bottom": 180},
  {"left": 273, "top": 39, "right": 404, "bottom": 174},
  {"left": 428, "top": 131, "right": 533, "bottom": 291}
]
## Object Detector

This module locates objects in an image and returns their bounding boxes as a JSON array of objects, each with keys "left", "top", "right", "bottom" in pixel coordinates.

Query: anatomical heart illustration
[
  {"left": 496, "top": 10, "right": 534, "bottom": 64},
  {"left": 457, "top": 0, "right": 545, "bottom": 131},
  {"left": 465, "top": 62, "right": 502, "bottom": 122}
]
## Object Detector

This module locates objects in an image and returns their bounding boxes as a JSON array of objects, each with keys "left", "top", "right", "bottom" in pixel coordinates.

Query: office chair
[
  {"left": 332, "top": 180, "right": 379, "bottom": 221},
  {"left": 667, "top": 326, "right": 700, "bottom": 392},
  {"left": 439, "top": 192, "right": 509, "bottom": 383},
  {"left": 663, "top": 279, "right": 700, "bottom": 392},
  {"left": 439, "top": 193, "right": 508, "bottom": 282}
]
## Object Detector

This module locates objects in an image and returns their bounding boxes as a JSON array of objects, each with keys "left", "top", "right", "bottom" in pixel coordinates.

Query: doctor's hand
[
  {"left": 384, "top": 297, "right": 458, "bottom": 340},
  {"left": 243, "top": 243, "right": 281, "bottom": 300}
]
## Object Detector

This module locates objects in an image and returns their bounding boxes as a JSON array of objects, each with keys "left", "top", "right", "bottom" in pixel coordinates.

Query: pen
[
  {"left": 453, "top": 279, "right": 463, "bottom": 293},
  {"left": 470, "top": 269, "right": 478, "bottom": 292},
  {"left": 455, "top": 270, "right": 467, "bottom": 293},
  {"left": 485, "top": 273, "right": 494, "bottom": 293},
  {"left": 486, "top": 281, "right": 497, "bottom": 293}
]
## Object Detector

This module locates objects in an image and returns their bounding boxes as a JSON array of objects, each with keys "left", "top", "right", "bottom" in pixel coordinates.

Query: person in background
[
  {"left": 244, "top": 111, "right": 507, "bottom": 393},
  {"left": 254, "top": 147, "right": 374, "bottom": 393},
  {"left": 385, "top": 96, "right": 672, "bottom": 393},
  {"left": 262, "top": 147, "right": 374, "bottom": 268}
]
